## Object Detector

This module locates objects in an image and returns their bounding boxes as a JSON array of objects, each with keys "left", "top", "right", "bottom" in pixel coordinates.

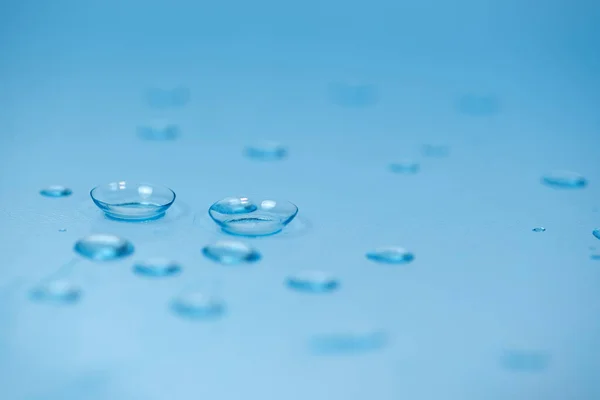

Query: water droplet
[
  {"left": 421, "top": 144, "right": 450, "bottom": 158},
  {"left": 137, "top": 120, "right": 180, "bottom": 141},
  {"left": 146, "top": 86, "right": 190, "bottom": 108},
  {"left": 40, "top": 185, "right": 72, "bottom": 198},
  {"left": 133, "top": 258, "right": 181, "bottom": 277},
  {"left": 501, "top": 350, "right": 550, "bottom": 372},
  {"left": 310, "top": 331, "right": 387, "bottom": 355},
  {"left": 590, "top": 253, "right": 600, "bottom": 260},
  {"left": 457, "top": 94, "right": 499, "bottom": 116},
  {"left": 244, "top": 142, "right": 287, "bottom": 161},
  {"left": 209, "top": 197, "right": 298, "bottom": 237},
  {"left": 541, "top": 171, "right": 587, "bottom": 189},
  {"left": 593, "top": 229, "right": 600, "bottom": 240},
  {"left": 532, "top": 227, "right": 546, "bottom": 232},
  {"left": 329, "top": 82, "right": 378, "bottom": 108},
  {"left": 202, "top": 241, "right": 261, "bottom": 264},
  {"left": 389, "top": 161, "right": 420, "bottom": 174},
  {"left": 74, "top": 234, "right": 134, "bottom": 261},
  {"left": 58, "top": 228, "right": 67, "bottom": 232},
  {"left": 170, "top": 292, "right": 225, "bottom": 320},
  {"left": 30, "top": 280, "right": 81, "bottom": 305},
  {"left": 209, "top": 197, "right": 257, "bottom": 214},
  {"left": 90, "top": 182, "right": 176, "bottom": 221},
  {"left": 366, "top": 246, "right": 415, "bottom": 264},
  {"left": 286, "top": 270, "right": 339, "bottom": 293}
]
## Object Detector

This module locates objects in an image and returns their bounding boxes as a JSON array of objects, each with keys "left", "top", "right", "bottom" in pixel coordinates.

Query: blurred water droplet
[
  {"left": 286, "top": 271, "right": 339, "bottom": 293},
  {"left": 541, "top": 171, "right": 587, "bottom": 189},
  {"left": 366, "top": 246, "right": 415, "bottom": 264},
  {"left": 40, "top": 186, "right": 72, "bottom": 198},
  {"left": 532, "top": 227, "right": 546, "bottom": 232},
  {"left": 74, "top": 234, "right": 134, "bottom": 261}
]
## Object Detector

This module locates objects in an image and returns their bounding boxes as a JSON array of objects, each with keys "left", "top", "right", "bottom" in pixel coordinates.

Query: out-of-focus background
[{"left": 1, "top": 1, "right": 599, "bottom": 399}]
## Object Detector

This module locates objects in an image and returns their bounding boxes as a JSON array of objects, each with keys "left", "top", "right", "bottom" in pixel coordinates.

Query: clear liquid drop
[
  {"left": 58, "top": 228, "right": 67, "bottom": 232},
  {"left": 210, "top": 197, "right": 257, "bottom": 215},
  {"left": 170, "top": 292, "right": 225, "bottom": 320},
  {"left": 244, "top": 142, "right": 287, "bottom": 161},
  {"left": 592, "top": 228, "right": 600, "bottom": 240},
  {"left": 532, "top": 227, "right": 546, "bottom": 232},
  {"left": 202, "top": 241, "right": 261, "bottom": 265},
  {"left": 133, "top": 258, "right": 181, "bottom": 277},
  {"left": 310, "top": 331, "right": 387, "bottom": 355},
  {"left": 40, "top": 185, "right": 72, "bottom": 198},
  {"left": 29, "top": 280, "right": 81, "bottom": 305},
  {"left": 590, "top": 253, "right": 600, "bottom": 260},
  {"left": 366, "top": 246, "right": 415, "bottom": 264},
  {"left": 541, "top": 171, "right": 587, "bottom": 189},
  {"left": 286, "top": 271, "right": 339, "bottom": 293},
  {"left": 389, "top": 161, "right": 420, "bottom": 174},
  {"left": 74, "top": 234, "right": 134, "bottom": 261}
]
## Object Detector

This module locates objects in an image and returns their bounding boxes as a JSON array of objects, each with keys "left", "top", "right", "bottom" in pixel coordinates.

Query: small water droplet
[
  {"left": 170, "top": 292, "right": 225, "bottom": 320},
  {"left": 244, "top": 142, "right": 287, "bottom": 161},
  {"left": 210, "top": 197, "right": 257, "bottom": 214},
  {"left": 74, "top": 234, "right": 134, "bottom": 261},
  {"left": 541, "top": 171, "right": 587, "bottom": 189},
  {"left": 137, "top": 120, "right": 180, "bottom": 141},
  {"left": 421, "top": 144, "right": 450, "bottom": 158},
  {"left": 590, "top": 253, "right": 600, "bottom": 260},
  {"left": 366, "top": 246, "right": 415, "bottom": 264},
  {"left": 40, "top": 185, "right": 72, "bottom": 198},
  {"left": 389, "top": 161, "right": 420, "bottom": 174},
  {"left": 133, "top": 258, "right": 181, "bottom": 277},
  {"left": 310, "top": 331, "right": 387, "bottom": 355},
  {"left": 532, "top": 227, "right": 546, "bottom": 232},
  {"left": 286, "top": 270, "right": 339, "bottom": 293},
  {"left": 593, "top": 229, "right": 600, "bottom": 240},
  {"left": 30, "top": 280, "right": 81, "bottom": 305},
  {"left": 501, "top": 350, "right": 550, "bottom": 372},
  {"left": 58, "top": 228, "right": 67, "bottom": 232},
  {"left": 202, "top": 241, "right": 261, "bottom": 265}
]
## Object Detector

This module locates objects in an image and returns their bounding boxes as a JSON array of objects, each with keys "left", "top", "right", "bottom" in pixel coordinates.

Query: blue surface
[{"left": 1, "top": 1, "right": 600, "bottom": 399}]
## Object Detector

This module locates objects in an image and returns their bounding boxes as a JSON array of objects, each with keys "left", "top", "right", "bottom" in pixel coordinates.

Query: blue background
[{"left": 1, "top": 1, "right": 600, "bottom": 399}]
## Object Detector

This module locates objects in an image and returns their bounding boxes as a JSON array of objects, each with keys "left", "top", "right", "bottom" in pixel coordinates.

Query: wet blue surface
[{"left": 1, "top": 1, "right": 600, "bottom": 399}]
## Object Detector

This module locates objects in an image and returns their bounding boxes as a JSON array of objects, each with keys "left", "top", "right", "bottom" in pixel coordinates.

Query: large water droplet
[
  {"left": 170, "top": 292, "right": 225, "bottom": 320},
  {"left": 389, "top": 161, "right": 420, "bottom": 174},
  {"left": 532, "top": 227, "right": 546, "bottom": 232},
  {"left": 209, "top": 197, "right": 257, "bottom": 215},
  {"left": 541, "top": 171, "right": 587, "bottom": 189},
  {"left": 501, "top": 350, "right": 550, "bottom": 372},
  {"left": 133, "top": 258, "right": 181, "bottom": 277},
  {"left": 40, "top": 185, "right": 72, "bottom": 198},
  {"left": 74, "top": 234, "right": 134, "bottom": 261},
  {"left": 202, "top": 241, "right": 261, "bottom": 265},
  {"left": 593, "top": 229, "right": 600, "bottom": 240},
  {"left": 244, "top": 142, "right": 287, "bottom": 161},
  {"left": 286, "top": 271, "right": 339, "bottom": 293},
  {"left": 29, "top": 280, "right": 81, "bottom": 305},
  {"left": 366, "top": 246, "right": 415, "bottom": 264}
]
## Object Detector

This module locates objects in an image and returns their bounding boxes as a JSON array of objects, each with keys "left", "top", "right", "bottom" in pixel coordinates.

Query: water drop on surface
[
  {"left": 202, "top": 241, "right": 261, "bottom": 265},
  {"left": 170, "top": 292, "right": 225, "bottom": 320},
  {"left": 541, "top": 171, "right": 587, "bottom": 189},
  {"left": 133, "top": 258, "right": 181, "bottom": 277},
  {"left": 58, "top": 228, "right": 67, "bottom": 232},
  {"left": 389, "top": 161, "right": 420, "bottom": 174},
  {"left": 286, "top": 271, "right": 339, "bottom": 293},
  {"left": 532, "top": 227, "right": 546, "bottom": 232},
  {"left": 501, "top": 350, "right": 550, "bottom": 372},
  {"left": 329, "top": 83, "right": 378, "bottom": 108},
  {"left": 590, "top": 253, "right": 600, "bottom": 260},
  {"left": 137, "top": 120, "right": 180, "bottom": 141},
  {"left": 593, "top": 229, "right": 600, "bottom": 240},
  {"left": 209, "top": 197, "right": 257, "bottom": 215},
  {"left": 310, "top": 331, "right": 387, "bottom": 355},
  {"left": 30, "top": 280, "right": 81, "bottom": 305},
  {"left": 421, "top": 144, "right": 450, "bottom": 158},
  {"left": 40, "top": 185, "right": 72, "bottom": 198},
  {"left": 244, "top": 142, "right": 287, "bottom": 161},
  {"left": 74, "top": 234, "right": 134, "bottom": 261},
  {"left": 366, "top": 246, "right": 415, "bottom": 264}
]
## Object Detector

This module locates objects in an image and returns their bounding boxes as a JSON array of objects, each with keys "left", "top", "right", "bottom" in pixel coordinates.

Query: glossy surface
[{"left": 90, "top": 181, "right": 176, "bottom": 221}]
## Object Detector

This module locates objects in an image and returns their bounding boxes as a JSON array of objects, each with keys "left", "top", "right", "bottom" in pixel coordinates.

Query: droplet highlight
[
  {"left": 202, "top": 241, "right": 261, "bottom": 265},
  {"left": 133, "top": 258, "right": 181, "bottom": 277},
  {"left": 244, "top": 142, "right": 287, "bottom": 161},
  {"left": 532, "top": 227, "right": 546, "bottom": 232},
  {"left": 90, "top": 181, "right": 176, "bottom": 221},
  {"left": 170, "top": 292, "right": 225, "bottom": 320},
  {"left": 74, "top": 234, "right": 134, "bottom": 261},
  {"left": 40, "top": 185, "right": 72, "bottom": 198},
  {"left": 286, "top": 270, "right": 339, "bottom": 293},
  {"left": 30, "top": 280, "right": 81, "bottom": 305},
  {"left": 389, "top": 161, "right": 420, "bottom": 174},
  {"left": 541, "top": 171, "right": 587, "bottom": 189},
  {"left": 366, "top": 246, "right": 415, "bottom": 264}
]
